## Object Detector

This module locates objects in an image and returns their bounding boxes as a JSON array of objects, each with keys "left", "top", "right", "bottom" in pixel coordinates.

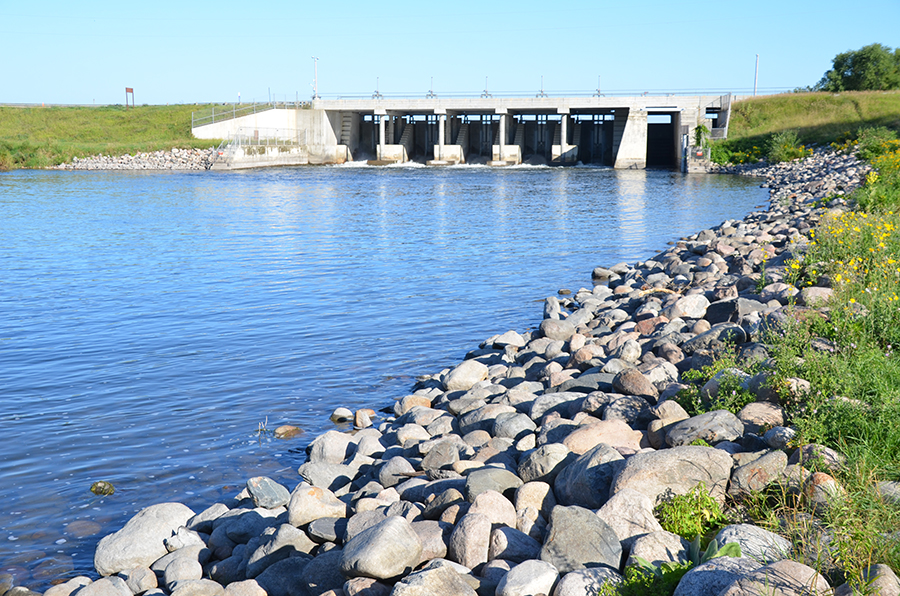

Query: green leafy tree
[{"left": 817, "top": 43, "right": 900, "bottom": 92}]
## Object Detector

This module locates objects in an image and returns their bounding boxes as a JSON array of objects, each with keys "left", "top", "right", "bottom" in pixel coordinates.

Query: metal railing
[
  {"left": 191, "top": 101, "right": 311, "bottom": 128},
  {"left": 209, "top": 127, "right": 307, "bottom": 167}
]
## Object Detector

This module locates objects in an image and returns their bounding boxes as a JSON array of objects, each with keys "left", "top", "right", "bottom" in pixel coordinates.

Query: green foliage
[
  {"left": 675, "top": 346, "right": 761, "bottom": 417},
  {"left": 767, "top": 130, "right": 813, "bottom": 163},
  {"left": 0, "top": 105, "right": 221, "bottom": 170},
  {"left": 603, "top": 542, "right": 742, "bottom": 596},
  {"left": 817, "top": 43, "right": 900, "bottom": 92},
  {"left": 694, "top": 124, "right": 710, "bottom": 148},
  {"left": 855, "top": 126, "right": 900, "bottom": 161},
  {"left": 612, "top": 562, "right": 692, "bottom": 596},
  {"left": 655, "top": 483, "right": 726, "bottom": 540}
]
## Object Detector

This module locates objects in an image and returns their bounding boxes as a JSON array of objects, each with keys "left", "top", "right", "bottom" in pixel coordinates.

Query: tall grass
[{"left": 0, "top": 104, "right": 221, "bottom": 170}]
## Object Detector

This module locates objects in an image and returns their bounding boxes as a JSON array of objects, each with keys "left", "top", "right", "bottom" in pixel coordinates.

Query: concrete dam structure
[{"left": 192, "top": 94, "right": 732, "bottom": 170}]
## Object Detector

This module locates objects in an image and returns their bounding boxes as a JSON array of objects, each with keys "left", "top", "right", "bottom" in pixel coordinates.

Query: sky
[{"left": 1, "top": 0, "right": 898, "bottom": 105}]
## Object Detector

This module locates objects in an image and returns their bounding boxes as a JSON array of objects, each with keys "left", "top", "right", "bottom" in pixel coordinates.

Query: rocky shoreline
[
  {"left": 53, "top": 148, "right": 215, "bottom": 171},
  {"left": 7, "top": 149, "right": 898, "bottom": 596}
]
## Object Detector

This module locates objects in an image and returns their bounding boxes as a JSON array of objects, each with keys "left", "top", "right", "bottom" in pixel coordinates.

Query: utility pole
[
  {"left": 754, "top": 54, "right": 759, "bottom": 97},
  {"left": 312, "top": 56, "right": 320, "bottom": 100}
]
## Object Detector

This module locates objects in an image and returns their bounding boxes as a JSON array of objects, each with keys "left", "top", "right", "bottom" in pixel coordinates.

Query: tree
[{"left": 816, "top": 43, "right": 900, "bottom": 92}]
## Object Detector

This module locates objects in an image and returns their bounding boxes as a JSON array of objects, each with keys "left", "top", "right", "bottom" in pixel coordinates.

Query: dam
[{"left": 191, "top": 94, "right": 733, "bottom": 171}]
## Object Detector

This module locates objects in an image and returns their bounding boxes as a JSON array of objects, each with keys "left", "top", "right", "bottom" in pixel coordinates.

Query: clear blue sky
[{"left": 2, "top": 0, "right": 898, "bottom": 105}]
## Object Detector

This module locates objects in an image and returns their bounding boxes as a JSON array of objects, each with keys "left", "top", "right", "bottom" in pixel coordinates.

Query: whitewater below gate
[{"left": 0, "top": 164, "right": 767, "bottom": 587}]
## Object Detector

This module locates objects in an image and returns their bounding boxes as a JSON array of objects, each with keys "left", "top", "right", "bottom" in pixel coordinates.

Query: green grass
[
  {"left": 0, "top": 104, "right": 222, "bottom": 170},
  {"left": 712, "top": 91, "right": 900, "bottom": 164}
]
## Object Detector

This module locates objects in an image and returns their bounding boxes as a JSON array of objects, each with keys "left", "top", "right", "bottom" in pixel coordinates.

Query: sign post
[{"left": 125, "top": 87, "right": 135, "bottom": 109}]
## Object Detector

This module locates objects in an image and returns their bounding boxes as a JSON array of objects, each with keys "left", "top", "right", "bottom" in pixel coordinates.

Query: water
[{"left": 0, "top": 164, "right": 767, "bottom": 586}]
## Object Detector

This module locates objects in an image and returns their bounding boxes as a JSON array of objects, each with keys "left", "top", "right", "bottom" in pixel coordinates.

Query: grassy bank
[
  {"left": 0, "top": 104, "right": 221, "bottom": 170},
  {"left": 713, "top": 91, "right": 900, "bottom": 164}
]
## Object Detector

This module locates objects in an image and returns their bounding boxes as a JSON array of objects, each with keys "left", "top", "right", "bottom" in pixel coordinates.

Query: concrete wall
[
  {"left": 432, "top": 145, "right": 465, "bottom": 164},
  {"left": 211, "top": 145, "right": 309, "bottom": 170},
  {"left": 193, "top": 108, "right": 339, "bottom": 147},
  {"left": 613, "top": 109, "right": 648, "bottom": 169},
  {"left": 552, "top": 144, "right": 578, "bottom": 164},
  {"left": 377, "top": 145, "right": 408, "bottom": 163},
  {"left": 492, "top": 145, "right": 521, "bottom": 164}
]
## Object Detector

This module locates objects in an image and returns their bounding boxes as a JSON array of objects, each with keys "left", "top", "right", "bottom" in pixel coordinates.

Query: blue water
[{"left": 0, "top": 165, "right": 767, "bottom": 587}]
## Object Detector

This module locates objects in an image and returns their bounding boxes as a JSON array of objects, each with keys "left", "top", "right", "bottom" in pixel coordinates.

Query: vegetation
[
  {"left": 0, "top": 104, "right": 221, "bottom": 170},
  {"left": 816, "top": 43, "right": 900, "bottom": 93},
  {"left": 710, "top": 91, "right": 900, "bottom": 165},
  {"left": 655, "top": 483, "right": 726, "bottom": 540}
]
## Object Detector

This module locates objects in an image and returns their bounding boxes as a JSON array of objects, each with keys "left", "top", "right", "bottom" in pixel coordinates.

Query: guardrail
[{"left": 191, "top": 101, "right": 311, "bottom": 128}]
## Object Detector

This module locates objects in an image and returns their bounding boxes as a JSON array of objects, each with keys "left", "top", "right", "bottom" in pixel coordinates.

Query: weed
[
  {"left": 767, "top": 130, "right": 813, "bottom": 163},
  {"left": 655, "top": 483, "right": 726, "bottom": 540}
]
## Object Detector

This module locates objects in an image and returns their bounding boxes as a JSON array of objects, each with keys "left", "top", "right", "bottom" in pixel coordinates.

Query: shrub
[
  {"left": 767, "top": 130, "right": 812, "bottom": 163},
  {"left": 655, "top": 483, "right": 725, "bottom": 540},
  {"left": 856, "top": 126, "right": 900, "bottom": 161}
]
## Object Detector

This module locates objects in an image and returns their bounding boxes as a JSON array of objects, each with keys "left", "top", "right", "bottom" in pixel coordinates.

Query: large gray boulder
[
  {"left": 672, "top": 556, "right": 761, "bottom": 596},
  {"left": 254, "top": 557, "right": 312, "bottom": 596},
  {"left": 517, "top": 444, "right": 575, "bottom": 485},
  {"left": 496, "top": 560, "right": 559, "bottom": 596},
  {"left": 539, "top": 506, "right": 621, "bottom": 574},
  {"left": 596, "top": 488, "right": 663, "bottom": 548},
  {"left": 717, "top": 559, "right": 831, "bottom": 596},
  {"left": 554, "top": 443, "right": 625, "bottom": 509},
  {"left": 390, "top": 564, "right": 478, "bottom": 596},
  {"left": 340, "top": 516, "right": 423, "bottom": 580},
  {"left": 551, "top": 567, "right": 623, "bottom": 596},
  {"left": 714, "top": 524, "right": 793, "bottom": 565},
  {"left": 287, "top": 483, "right": 347, "bottom": 527},
  {"left": 665, "top": 410, "right": 744, "bottom": 447},
  {"left": 447, "top": 513, "right": 492, "bottom": 570},
  {"left": 626, "top": 531, "right": 689, "bottom": 569},
  {"left": 94, "top": 503, "right": 195, "bottom": 576},
  {"left": 610, "top": 445, "right": 733, "bottom": 505},
  {"left": 300, "top": 549, "right": 345, "bottom": 596},
  {"left": 444, "top": 360, "right": 490, "bottom": 392}
]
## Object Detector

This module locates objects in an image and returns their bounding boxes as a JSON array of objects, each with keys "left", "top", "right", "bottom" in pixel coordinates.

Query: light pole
[
  {"left": 754, "top": 54, "right": 759, "bottom": 97},
  {"left": 312, "top": 56, "right": 320, "bottom": 100}
]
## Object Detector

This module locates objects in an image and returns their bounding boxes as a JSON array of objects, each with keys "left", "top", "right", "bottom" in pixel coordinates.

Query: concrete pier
[{"left": 193, "top": 94, "right": 732, "bottom": 170}]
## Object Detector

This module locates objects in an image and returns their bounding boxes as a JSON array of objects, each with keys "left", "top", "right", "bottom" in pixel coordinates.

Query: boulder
[
  {"left": 715, "top": 524, "right": 793, "bottom": 565},
  {"left": 246, "top": 477, "right": 291, "bottom": 509},
  {"left": 551, "top": 567, "right": 623, "bottom": 596},
  {"left": 340, "top": 516, "right": 424, "bottom": 580},
  {"left": 717, "top": 559, "right": 831, "bottom": 596},
  {"left": 554, "top": 443, "right": 625, "bottom": 509},
  {"left": 94, "top": 503, "right": 195, "bottom": 576},
  {"left": 610, "top": 445, "right": 733, "bottom": 505},
  {"left": 539, "top": 505, "right": 621, "bottom": 574},
  {"left": 389, "top": 564, "right": 477, "bottom": 596},
  {"left": 444, "top": 360, "right": 490, "bottom": 392},
  {"left": 672, "top": 556, "right": 761, "bottom": 596},
  {"left": 625, "top": 531, "right": 689, "bottom": 568},
  {"left": 287, "top": 483, "right": 347, "bottom": 527},
  {"left": 596, "top": 488, "right": 663, "bottom": 548},
  {"left": 666, "top": 410, "right": 744, "bottom": 447},
  {"left": 496, "top": 560, "right": 559, "bottom": 596},
  {"left": 447, "top": 512, "right": 492, "bottom": 570}
]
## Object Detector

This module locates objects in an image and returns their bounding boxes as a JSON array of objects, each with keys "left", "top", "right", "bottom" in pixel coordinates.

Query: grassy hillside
[
  {"left": 0, "top": 104, "right": 221, "bottom": 170},
  {"left": 726, "top": 91, "right": 900, "bottom": 147}
]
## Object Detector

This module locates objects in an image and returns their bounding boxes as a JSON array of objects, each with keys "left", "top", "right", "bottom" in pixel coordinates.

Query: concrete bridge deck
[{"left": 195, "top": 94, "right": 731, "bottom": 171}]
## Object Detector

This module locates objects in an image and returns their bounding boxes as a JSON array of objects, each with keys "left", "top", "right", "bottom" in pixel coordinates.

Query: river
[{"left": 0, "top": 164, "right": 767, "bottom": 587}]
